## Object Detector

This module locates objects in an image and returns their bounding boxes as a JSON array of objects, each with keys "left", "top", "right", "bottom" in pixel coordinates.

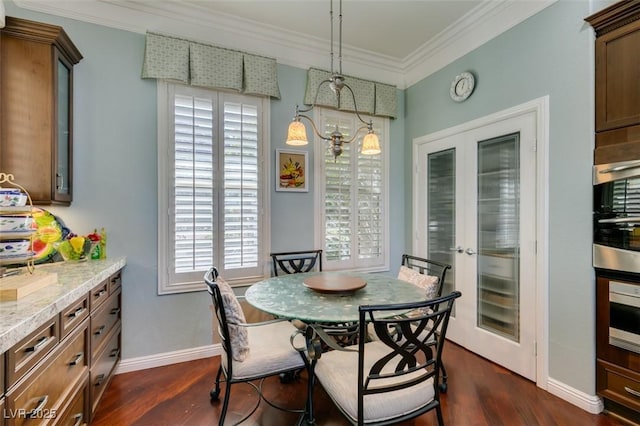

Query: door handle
[
  {"left": 450, "top": 246, "right": 464, "bottom": 253},
  {"left": 465, "top": 248, "right": 476, "bottom": 255}
]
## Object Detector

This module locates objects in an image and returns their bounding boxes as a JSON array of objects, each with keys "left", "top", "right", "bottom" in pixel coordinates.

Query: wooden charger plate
[{"left": 303, "top": 275, "right": 367, "bottom": 294}]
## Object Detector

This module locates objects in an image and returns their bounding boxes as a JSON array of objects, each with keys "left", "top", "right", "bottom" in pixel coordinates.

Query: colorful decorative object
[{"left": 276, "top": 149, "right": 308, "bottom": 192}]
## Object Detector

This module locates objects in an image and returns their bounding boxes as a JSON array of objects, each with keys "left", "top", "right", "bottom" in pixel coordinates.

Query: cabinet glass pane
[
  {"left": 477, "top": 133, "right": 520, "bottom": 341},
  {"left": 427, "top": 149, "right": 456, "bottom": 304},
  {"left": 57, "top": 60, "right": 71, "bottom": 195}
]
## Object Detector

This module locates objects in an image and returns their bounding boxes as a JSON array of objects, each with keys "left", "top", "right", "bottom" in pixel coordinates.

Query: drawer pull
[
  {"left": 625, "top": 386, "right": 640, "bottom": 398},
  {"left": 110, "top": 348, "right": 121, "bottom": 358},
  {"left": 26, "top": 395, "right": 49, "bottom": 418},
  {"left": 25, "top": 336, "right": 49, "bottom": 352},
  {"left": 110, "top": 307, "right": 121, "bottom": 315},
  {"left": 68, "top": 307, "right": 86, "bottom": 318},
  {"left": 94, "top": 325, "right": 106, "bottom": 336},
  {"left": 69, "top": 352, "right": 84, "bottom": 366},
  {"left": 94, "top": 289, "right": 107, "bottom": 298},
  {"left": 71, "top": 413, "right": 83, "bottom": 426},
  {"left": 95, "top": 373, "right": 106, "bottom": 386}
]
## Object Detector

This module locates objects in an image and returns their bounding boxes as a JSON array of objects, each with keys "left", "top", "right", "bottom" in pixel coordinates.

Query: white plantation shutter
[
  {"left": 316, "top": 108, "right": 389, "bottom": 271},
  {"left": 173, "top": 94, "right": 216, "bottom": 275},
  {"left": 223, "top": 102, "right": 259, "bottom": 269},
  {"left": 159, "top": 83, "right": 267, "bottom": 294}
]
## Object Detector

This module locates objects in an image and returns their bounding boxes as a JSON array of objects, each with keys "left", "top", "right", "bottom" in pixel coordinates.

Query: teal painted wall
[
  {"left": 5, "top": 2, "right": 406, "bottom": 359},
  {"left": 6, "top": 0, "right": 601, "bottom": 397},
  {"left": 405, "top": 0, "right": 595, "bottom": 394}
]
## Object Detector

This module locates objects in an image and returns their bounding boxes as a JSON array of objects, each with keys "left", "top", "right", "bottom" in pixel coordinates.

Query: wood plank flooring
[{"left": 92, "top": 342, "right": 625, "bottom": 425}]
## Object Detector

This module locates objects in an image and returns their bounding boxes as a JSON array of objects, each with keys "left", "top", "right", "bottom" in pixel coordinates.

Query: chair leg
[
  {"left": 439, "top": 362, "right": 448, "bottom": 393},
  {"left": 210, "top": 365, "right": 224, "bottom": 400},
  {"left": 436, "top": 404, "right": 445, "bottom": 426},
  {"left": 218, "top": 381, "right": 232, "bottom": 426},
  {"left": 279, "top": 368, "right": 303, "bottom": 383}
]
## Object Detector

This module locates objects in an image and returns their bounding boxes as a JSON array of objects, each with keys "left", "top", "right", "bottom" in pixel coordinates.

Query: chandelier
[{"left": 285, "top": 0, "right": 381, "bottom": 159}]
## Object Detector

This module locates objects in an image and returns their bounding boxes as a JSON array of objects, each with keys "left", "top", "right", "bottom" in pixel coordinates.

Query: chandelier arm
[
  {"left": 297, "top": 78, "right": 334, "bottom": 115},
  {"left": 297, "top": 113, "right": 332, "bottom": 142},
  {"left": 342, "top": 124, "right": 370, "bottom": 144},
  {"left": 341, "top": 82, "right": 373, "bottom": 128}
]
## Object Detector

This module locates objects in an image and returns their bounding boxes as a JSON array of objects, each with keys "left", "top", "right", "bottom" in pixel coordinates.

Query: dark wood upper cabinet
[
  {"left": 0, "top": 17, "right": 82, "bottom": 205},
  {"left": 586, "top": 1, "right": 640, "bottom": 165}
]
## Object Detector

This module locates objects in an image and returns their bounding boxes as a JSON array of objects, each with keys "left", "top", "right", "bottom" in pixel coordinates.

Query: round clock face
[{"left": 450, "top": 72, "right": 475, "bottom": 102}]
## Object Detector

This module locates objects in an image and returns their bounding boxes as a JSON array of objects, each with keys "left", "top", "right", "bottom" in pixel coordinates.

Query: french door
[{"left": 414, "top": 111, "right": 537, "bottom": 380}]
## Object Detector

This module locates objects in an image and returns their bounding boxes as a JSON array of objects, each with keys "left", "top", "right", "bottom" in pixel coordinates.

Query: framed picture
[{"left": 276, "top": 149, "right": 308, "bottom": 192}]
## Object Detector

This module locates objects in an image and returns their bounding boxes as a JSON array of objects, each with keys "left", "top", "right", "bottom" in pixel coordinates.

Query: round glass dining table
[{"left": 244, "top": 271, "right": 425, "bottom": 323}]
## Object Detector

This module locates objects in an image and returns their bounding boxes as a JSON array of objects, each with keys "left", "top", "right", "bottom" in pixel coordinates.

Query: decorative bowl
[
  {"left": 56, "top": 238, "right": 92, "bottom": 262},
  {"left": 0, "top": 240, "right": 31, "bottom": 257},
  {"left": 0, "top": 189, "right": 28, "bottom": 207},
  {"left": 0, "top": 215, "right": 34, "bottom": 233}
]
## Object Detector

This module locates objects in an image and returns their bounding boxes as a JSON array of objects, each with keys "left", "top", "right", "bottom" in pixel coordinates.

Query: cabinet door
[
  {"left": 54, "top": 51, "right": 73, "bottom": 203},
  {"left": 595, "top": 19, "right": 640, "bottom": 133}
]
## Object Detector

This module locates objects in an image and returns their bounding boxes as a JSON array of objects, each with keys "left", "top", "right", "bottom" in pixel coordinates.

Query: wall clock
[{"left": 450, "top": 71, "right": 475, "bottom": 102}]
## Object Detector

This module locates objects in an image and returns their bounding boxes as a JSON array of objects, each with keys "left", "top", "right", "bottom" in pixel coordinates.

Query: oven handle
[
  {"left": 598, "top": 161, "right": 640, "bottom": 174},
  {"left": 610, "top": 292, "right": 640, "bottom": 308},
  {"left": 594, "top": 159, "right": 640, "bottom": 184},
  {"left": 598, "top": 217, "right": 640, "bottom": 224}
]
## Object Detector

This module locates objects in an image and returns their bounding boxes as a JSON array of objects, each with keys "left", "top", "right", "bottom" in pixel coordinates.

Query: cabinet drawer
[
  {"left": 90, "top": 326, "right": 120, "bottom": 416},
  {"left": 89, "top": 279, "right": 109, "bottom": 311},
  {"left": 90, "top": 289, "right": 121, "bottom": 362},
  {"left": 6, "top": 321, "right": 88, "bottom": 426},
  {"left": 109, "top": 270, "right": 121, "bottom": 295},
  {"left": 53, "top": 381, "right": 87, "bottom": 426},
  {"left": 6, "top": 317, "right": 59, "bottom": 388},
  {"left": 602, "top": 366, "right": 640, "bottom": 412},
  {"left": 60, "top": 295, "right": 89, "bottom": 340}
]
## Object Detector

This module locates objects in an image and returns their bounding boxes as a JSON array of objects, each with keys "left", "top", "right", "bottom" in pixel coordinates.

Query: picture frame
[{"left": 276, "top": 149, "right": 308, "bottom": 192}]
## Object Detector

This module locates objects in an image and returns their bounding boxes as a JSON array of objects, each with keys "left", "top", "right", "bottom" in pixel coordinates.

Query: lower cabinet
[
  {"left": 1, "top": 269, "right": 122, "bottom": 425},
  {"left": 5, "top": 319, "right": 89, "bottom": 426},
  {"left": 88, "top": 283, "right": 121, "bottom": 420}
]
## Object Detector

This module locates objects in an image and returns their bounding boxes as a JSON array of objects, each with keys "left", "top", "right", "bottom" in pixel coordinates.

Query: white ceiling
[{"left": 12, "top": 0, "right": 556, "bottom": 87}]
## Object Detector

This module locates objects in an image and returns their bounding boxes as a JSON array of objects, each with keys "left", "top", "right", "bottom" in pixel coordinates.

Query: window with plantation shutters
[
  {"left": 158, "top": 83, "right": 268, "bottom": 294},
  {"left": 314, "top": 108, "right": 389, "bottom": 271}
]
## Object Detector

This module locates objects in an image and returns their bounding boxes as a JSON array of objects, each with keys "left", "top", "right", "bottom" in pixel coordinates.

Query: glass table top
[{"left": 245, "top": 272, "right": 425, "bottom": 323}]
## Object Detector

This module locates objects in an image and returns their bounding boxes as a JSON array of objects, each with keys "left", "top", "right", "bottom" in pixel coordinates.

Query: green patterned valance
[
  {"left": 142, "top": 32, "right": 281, "bottom": 99},
  {"left": 303, "top": 68, "right": 396, "bottom": 118}
]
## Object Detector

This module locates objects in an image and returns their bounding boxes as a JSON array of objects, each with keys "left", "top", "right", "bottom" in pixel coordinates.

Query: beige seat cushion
[
  {"left": 216, "top": 276, "right": 250, "bottom": 362},
  {"left": 314, "top": 340, "right": 435, "bottom": 424},
  {"left": 225, "top": 320, "right": 306, "bottom": 380}
]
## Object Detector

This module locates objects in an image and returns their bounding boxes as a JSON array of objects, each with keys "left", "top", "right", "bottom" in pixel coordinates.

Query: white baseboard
[
  {"left": 115, "top": 344, "right": 222, "bottom": 375},
  {"left": 546, "top": 377, "right": 604, "bottom": 414}
]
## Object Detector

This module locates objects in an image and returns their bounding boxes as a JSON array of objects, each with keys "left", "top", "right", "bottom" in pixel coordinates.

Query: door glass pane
[
  {"left": 57, "top": 60, "right": 71, "bottom": 195},
  {"left": 477, "top": 133, "right": 520, "bottom": 341},
  {"left": 427, "top": 149, "right": 456, "bottom": 305}
]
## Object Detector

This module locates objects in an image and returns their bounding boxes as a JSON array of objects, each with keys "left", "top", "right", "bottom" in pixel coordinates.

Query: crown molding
[
  {"left": 13, "top": 0, "right": 557, "bottom": 89},
  {"left": 401, "top": 0, "right": 557, "bottom": 88}
]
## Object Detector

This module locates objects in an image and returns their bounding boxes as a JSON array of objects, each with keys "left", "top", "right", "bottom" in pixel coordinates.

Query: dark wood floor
[{"left": 93, "top": 342, "right": 625, "bottom": 426}]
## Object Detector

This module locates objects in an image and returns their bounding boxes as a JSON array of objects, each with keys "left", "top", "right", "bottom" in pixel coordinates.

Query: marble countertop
[{"left": 0, "top": 256, "right": 126, "bottom": 353}]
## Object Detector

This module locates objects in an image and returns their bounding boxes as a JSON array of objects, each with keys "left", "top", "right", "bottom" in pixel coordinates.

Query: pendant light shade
[
  {"left": 286, "top": 119, "right": 309, "bottom": 146},
  {"left": 361, "top": 131, "right": 381, "bottom": 155}
]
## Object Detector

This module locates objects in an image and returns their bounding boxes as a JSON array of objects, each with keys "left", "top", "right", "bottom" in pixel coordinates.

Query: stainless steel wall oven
[{"left": 594, "top": 159, "right": 640, "bottom": 274}]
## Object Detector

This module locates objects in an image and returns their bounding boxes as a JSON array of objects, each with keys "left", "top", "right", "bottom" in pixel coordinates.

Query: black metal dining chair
[
  {"left": 270, "top": 249, "right": 322, "bottom": 276},
  {"left": 204, "top": 267, "right": 307, "bottom": 425},
  {"left": 313, "top": 291, "right": 461, "bottom": 425}
]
